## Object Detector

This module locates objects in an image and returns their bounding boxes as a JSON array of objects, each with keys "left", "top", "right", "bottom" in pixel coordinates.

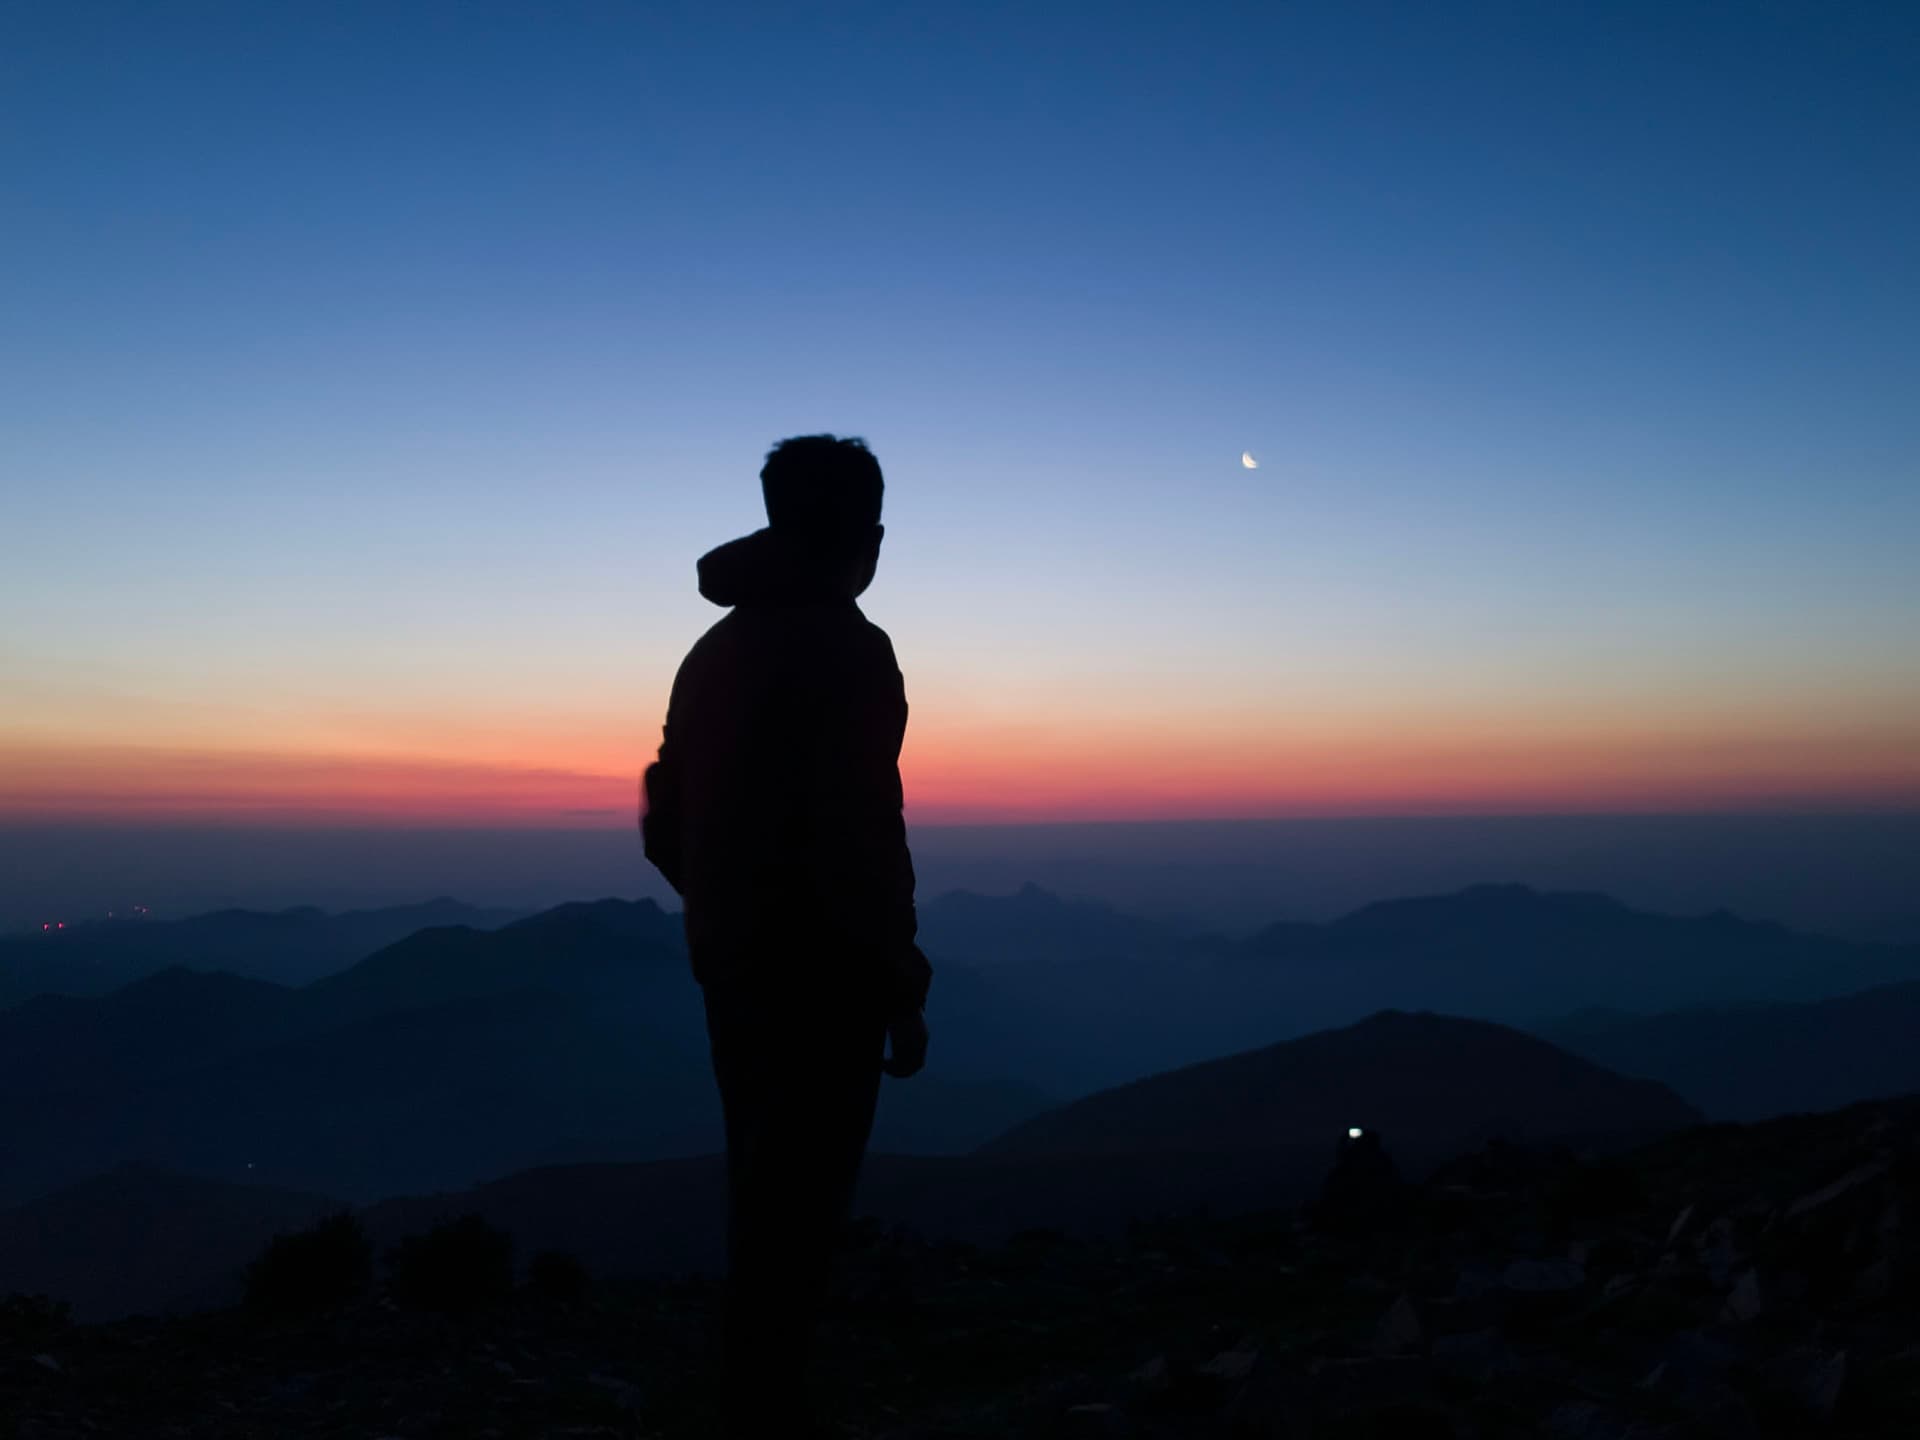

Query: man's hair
[{"left": 760, "top": 434, "right": 884, "bottom": 537}]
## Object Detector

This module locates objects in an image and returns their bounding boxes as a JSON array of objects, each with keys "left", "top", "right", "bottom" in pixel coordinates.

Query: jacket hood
[{"left": 697, "top": 527, "right": 866, "bottom": 608}]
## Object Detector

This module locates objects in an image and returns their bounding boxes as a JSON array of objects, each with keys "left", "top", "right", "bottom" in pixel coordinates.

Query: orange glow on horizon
[{"left": 2, "top": 724, "right": 1916, "bottom": 828}]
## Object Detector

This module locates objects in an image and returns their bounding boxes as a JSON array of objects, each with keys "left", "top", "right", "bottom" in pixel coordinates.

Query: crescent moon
[{"left": 1241, "top": 451, "right": 1259, "bottom": 469}]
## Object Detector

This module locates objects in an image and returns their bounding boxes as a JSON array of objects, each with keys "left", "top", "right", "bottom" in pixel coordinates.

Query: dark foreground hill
[
  {"left": 2, "top": 1147, "right": 1346, "bottom": 1324},
  {"left": 1, "top": 1011, "right": 1697, "bottom": 1321},
  {"left": 360, "top": 1003, "right": 1703, "bottom": 1288},
  {"left": 1538, "top": 980, "right": 1920, "bottom": 1121},
  {"left": 982, "top": 1010, "right": 1701, "bottom": 1163},
  {"left": 5, "top": 1096, "right": 1915, "bottom": 1438}
]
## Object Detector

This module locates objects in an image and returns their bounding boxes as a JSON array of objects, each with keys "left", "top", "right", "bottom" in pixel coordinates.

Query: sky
[{"left": 4, "top": 1, "right": 1918, "bottom": 827}]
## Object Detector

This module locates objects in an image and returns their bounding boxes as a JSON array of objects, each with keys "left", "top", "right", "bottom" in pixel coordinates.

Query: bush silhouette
[
  {"left": 386, "top": 1214, "right": 514, "bottom": 1312},
  {"left": 1313, "top": 1128, "right": 1407, "bottom": 1235},
  {"left": 244, "top": 1213, "right": 373, "bottom": 1313},
  {"left": 0, "top": 1292, "right": 72, "bottom": 1345},
  {"left": 525, "top": 1249, "right": 591, "bottom": 1304}
]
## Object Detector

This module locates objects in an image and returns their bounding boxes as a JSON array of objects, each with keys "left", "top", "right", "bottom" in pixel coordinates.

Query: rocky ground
[{"left": 4, "top": 1097, "right": 1917, "bottom": 1439}]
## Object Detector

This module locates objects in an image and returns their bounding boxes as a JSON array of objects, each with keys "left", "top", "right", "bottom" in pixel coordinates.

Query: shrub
[
  {"left": 0, "top": 1292, "right": 72, "bottom": 1345},
  {"left": 245, "top": 1212, "right": 373, "bottom": 1314},
  {"left": 386, "top": 1214, "right": 514, "bottom": 1312},
  {"left": 525, "top": 1249, "right": 591, "bottom": 1304}
]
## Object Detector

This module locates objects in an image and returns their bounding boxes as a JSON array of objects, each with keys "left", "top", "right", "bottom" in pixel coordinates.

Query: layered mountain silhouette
[
  {"left": 2, "top": 1010, "right": 1704, "bottom": 1320},
  {"left": 1538, "top": 979, "right": 1920, "bottom": 1121},
  {"left": 0, "top": 898, "right": 523, "bottom": 1005},
  {"left": 2, "top": 884, "right": 1912, "bottom": 1215},
  {"left": 923, "top": 882, "right": 1920, "bottom": 1094},
  {"left": 1233, "top": 883, "right": 1920, "bottom": 1020},
  {"left": 0, "top": 898, "right": 1048, "bottom": 1207},
  {"left": 916, "top": 881, "right": 1200, "bottom": 966}
]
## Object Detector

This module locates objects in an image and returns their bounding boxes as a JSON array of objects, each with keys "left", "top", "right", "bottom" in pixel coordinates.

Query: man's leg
[{"left": 705, "top": 979, "right": 886, "bottom": 1432}]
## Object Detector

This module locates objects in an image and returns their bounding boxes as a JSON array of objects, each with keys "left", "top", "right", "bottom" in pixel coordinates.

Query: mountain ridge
[
  {"left": 1537, "top": 977, "right": 1920, "bottom": 1121},
  {"left": 2, "top": 1006, "right": 1707, "bottom": 1322},
  {"left": 978, "top": 1009, "right": 1701, "bottom": 1160},
  {"left": 4, "top": 882, "right": 1913, "bottom": 1214}
]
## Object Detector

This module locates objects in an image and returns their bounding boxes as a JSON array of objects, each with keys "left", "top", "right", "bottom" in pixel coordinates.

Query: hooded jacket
[{"left": 641, "top": 527, "right": 930, "bottom": 1014}]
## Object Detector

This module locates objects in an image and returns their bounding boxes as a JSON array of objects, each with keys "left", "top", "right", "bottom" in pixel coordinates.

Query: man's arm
[{"left": 641, "top": 727, "right": 686, "bottom": 897}]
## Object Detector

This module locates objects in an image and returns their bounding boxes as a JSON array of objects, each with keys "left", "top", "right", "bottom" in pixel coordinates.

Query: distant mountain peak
[
  {"left": 502, "top": 897, "right": 673, "bottom": 937},
  {"left": 925, "top": 882, "right": 1066, "bottom": 909},
  {"left": 1336, "top": 884, "right": 1633, "bottom": 929}
]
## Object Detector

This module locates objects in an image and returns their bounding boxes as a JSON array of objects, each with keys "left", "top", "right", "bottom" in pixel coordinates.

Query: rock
[
  {"left": 1061, "top": 1402, "right": 1132, "bottom": 1437},
  {"left": 1128, "top": 1353, "right": 1168, "bottom": 1394},
  {"left": 1638, "top": 1333, "right": 1752, "bottom": 1434},
  {"left": 1723, "top": 1268, "right": 1764, "bottom": 1323},
  {"left": 1309, "top": 1355, "right": 1429, "bottom": 1412},
  {"left": 1600, "top": 1273, "right": 1640, "bottom": 1302},
  {"left": 1424, "top": 1291, "right": 1505, "bottom": 1337},
  {"left": 1202, "top": 1338, "right": 1261, "bottom": 1382},
  {"left": 1548, "top": 1399, "right": 1682, "bottom": 1439},
  {"left": 1431, "top": 1328, "right": 1517, "bottom": 1382},
  {"left": 31, "top": 1353, "right": 59, "bottom": 1372},
  {"left": 1549, "top": 1401, "right": 1628, "bottom": 1439},
  {"left": 1666, "top": 1203, "right": 1696, "bottom": 1247},
  {"left": 1374, "top": 1293, "right": 1424, "bottom": 1356},
  {"left": 1503, "top": 1257, "right": 1585, "bottom": 1293},
  {"left": 1453, "top": 1264, "right": 1500, "bottom": 1299},
  {"left": 1699, "top": 1215, "right": 1741, "bottom": 1289},
  {"left": 586, "top": 1371, "right": 642, "bottom": 1414},
  {"left": 1786, "top": 1162, "right": 1888, "bottom": 1221},
  {"left": 1785, "top": 1347, "right": 1846, "bottom": 1421},
  {"left": 1853, "top": 1253, "right": 1895, "bottom": 1304},
  {"left": 1656, "top": 1329, "right": 1736, "bottom": 1378},
  {"left": 1224, "top": 1365, "right": 1313, "bottom": 1433}
]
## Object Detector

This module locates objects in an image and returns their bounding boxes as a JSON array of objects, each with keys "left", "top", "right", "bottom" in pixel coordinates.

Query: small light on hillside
[{"left": 1348, "top": 1127, "right": 1364, "bottom": 1139}]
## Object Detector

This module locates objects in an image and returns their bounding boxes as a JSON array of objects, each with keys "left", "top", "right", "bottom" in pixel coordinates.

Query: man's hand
[{"left": 882, "top": 1008, "right": 928, "bottom": 1079}]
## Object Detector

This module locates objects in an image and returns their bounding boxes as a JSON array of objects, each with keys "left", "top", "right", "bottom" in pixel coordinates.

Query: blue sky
[{"left": 3, "top": 1, "right": 1916, "bottom": 822}]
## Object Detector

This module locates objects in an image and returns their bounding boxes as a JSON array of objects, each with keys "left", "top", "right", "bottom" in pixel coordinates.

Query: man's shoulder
[
  {"left": 845, "top": 607, "right": 898, "bottom": 663},
  {"left": 682, "top": 603, "right": 895, "bottom": 672},
  {"left": 787, "top": 604, "right": 901, "bottom": 689},
  {"left": 678, "top": 611, "right": 741, "bottom": 667}
]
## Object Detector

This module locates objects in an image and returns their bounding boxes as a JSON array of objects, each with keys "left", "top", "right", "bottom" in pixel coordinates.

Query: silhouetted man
[{"left": 641, "top": 435, "right": 930, "bottom": 1436}]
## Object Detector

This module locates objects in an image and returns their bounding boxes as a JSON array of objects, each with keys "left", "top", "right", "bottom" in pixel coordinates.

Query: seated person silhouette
[{"left": 642, "top": 434, "right": 931, "bottom": 1436}]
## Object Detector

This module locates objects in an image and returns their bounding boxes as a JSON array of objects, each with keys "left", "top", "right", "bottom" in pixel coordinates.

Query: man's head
[{"left": 760, "top": 434, "right": 885, "bottom": 594}]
